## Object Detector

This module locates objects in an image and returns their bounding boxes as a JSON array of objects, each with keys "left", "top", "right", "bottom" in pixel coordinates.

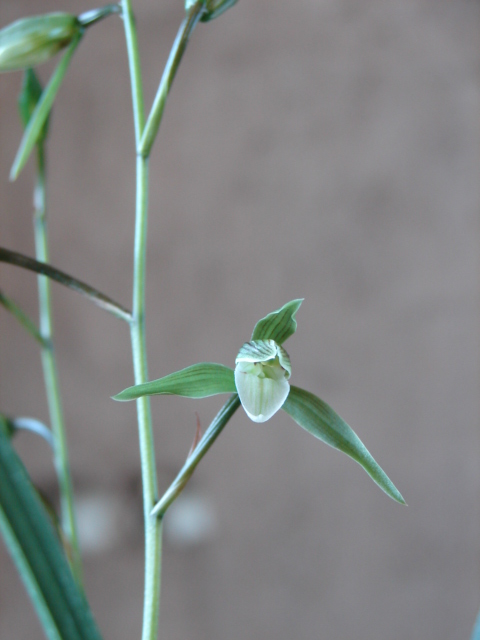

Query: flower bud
[
  {"left": 0, "top": 13, "right": 81, "bottom": 72},
  {"left": 234, "top": 339, "right": 291, "bottom": 423}
]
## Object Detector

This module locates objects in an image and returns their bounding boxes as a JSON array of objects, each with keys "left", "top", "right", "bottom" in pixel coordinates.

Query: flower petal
[{"left": 235, "top": 362, "right": 290, "bottom": 423}]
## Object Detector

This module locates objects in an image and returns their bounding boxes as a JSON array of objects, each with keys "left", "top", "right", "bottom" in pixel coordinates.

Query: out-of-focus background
[{"left": 0, "top": 0, "right": 479, "bottom": 638}]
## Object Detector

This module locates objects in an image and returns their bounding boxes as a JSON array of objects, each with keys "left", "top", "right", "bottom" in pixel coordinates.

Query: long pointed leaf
[
  {"left": 114, "top": 363, "right": 236, "bottom": 401},
  {"left": 251, "top": 299, "right": 303, "bottom": 345},
  {"left": 0, "top": 247, "right": 132, "bottom": 322},
  {"left": 0, "top": 289, "right": 48, "bottom": 347},
  {"left": 0, "top": 417, "right": 103, "bottom": 640},
  {"left": 283, "top": 386, "right": 405, "bottom": 504},
  {"left": 10, "top": 33, "right": 82, "bottom": 181}
]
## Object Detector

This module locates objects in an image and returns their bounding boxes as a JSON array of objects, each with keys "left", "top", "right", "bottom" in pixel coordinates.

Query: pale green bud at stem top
[
  {"left": 234, "top": 339, "right": 291, "bottom": 423},
  {"left": 0, "top": 13, "right": 82, "bottom": 72}
]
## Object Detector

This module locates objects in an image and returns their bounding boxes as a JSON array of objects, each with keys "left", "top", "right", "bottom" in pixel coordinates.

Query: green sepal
[
  {"left": 283, "top": 386, "right": 405, "bottom": 504},
  {"left": 251, "top": 299, "right": 303, "bottom": 345},
  {"left": 10, "top": 32, "right": 82, "bottom": 180},
  {"left": 18, "top": 68, "right": 49, "bottom": 142},
  {"left": 0, "top": 417, "right": 103, "bottom": 640},
  {"left": 113, "top": 363, "right": 236, "bottom": 401}
]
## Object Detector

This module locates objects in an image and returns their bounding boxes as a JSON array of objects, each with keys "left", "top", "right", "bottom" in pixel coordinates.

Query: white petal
[{"left": 235, "top": 366, "right": 290, "bottom": 423}]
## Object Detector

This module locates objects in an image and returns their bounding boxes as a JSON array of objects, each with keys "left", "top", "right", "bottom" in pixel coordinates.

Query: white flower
[{"left": 234, "top": 339, "right": 291, "bottom": 423}]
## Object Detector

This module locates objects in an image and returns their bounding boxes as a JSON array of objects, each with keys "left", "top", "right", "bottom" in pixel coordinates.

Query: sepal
[{"left": 283, "top": 386, "right": 405, "bottom": 504}]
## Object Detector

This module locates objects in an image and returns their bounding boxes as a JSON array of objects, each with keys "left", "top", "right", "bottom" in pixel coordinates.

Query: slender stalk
[
  {"left": 121, "top": 3, "right": 161, "bottom": 640},
  {"left": 33, "top": 144, "right": 83, "bottom": 585},
  {"left": 121, "top": 0, "right": 145, "bottom": 144},
  {"left": 130, "top": 154, "right": 163, "bottom": 640},
  {"left": 139, "top": 3, "right": 204, "bottom": 158},
  {"left": 121, "top": 3, "right": 205, "bottom": 638},
  {"left": 152, "top": 395, "right": 240, "bottom": 519}
]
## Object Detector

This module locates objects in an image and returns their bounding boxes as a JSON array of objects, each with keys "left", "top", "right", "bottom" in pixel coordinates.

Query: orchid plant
[
  {"left": 115, "top": 299, "right": 405, "bottom": 520},
  {"left": 0, "top": 2, "right": 404, "bottom": 640}
]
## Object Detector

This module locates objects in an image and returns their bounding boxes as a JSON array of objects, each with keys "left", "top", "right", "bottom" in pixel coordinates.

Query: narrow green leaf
[
  {"left": 114, "top": 363, "right": 236, "bottom": 401},
  {"left": 0, "top": 247, "right": 132, "bottom": 323},
  {"left": 0, "top": 417, "right": 103, "bottom": 640},
  {"left": 283, "top": 386, "right": 405, "bottom": 504},
  {"left": 10, "top": 32, "right": 82, "bottom": 181},
  {"left": 0, "top": 289, "right": 49, "bottom": 348},
  {"left": 251, "top": 299, "right": 303, "bottom": 345}
]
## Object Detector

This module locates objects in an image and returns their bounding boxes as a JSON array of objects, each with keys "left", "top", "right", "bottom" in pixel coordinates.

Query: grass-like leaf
[
  {"left": 283, "top": 386, "right": 405, "bottom": 504},
  {"left": 10, "top": 33, "right": 82, "bottom": 181},
  {"left": 114, "top": 363, "right": 236, "bottom": 401},
  {"left": 0, "top": 289, "right": 48, "bottom": 348},
  {"left": 0, "top": 247, "right": 131, "bottom": 323},
  {"left": 0, "top": 417, "right": 103, "bottom": 640},
  {"left": 251, "top": 299, "right": 303, "bottom": 345}
]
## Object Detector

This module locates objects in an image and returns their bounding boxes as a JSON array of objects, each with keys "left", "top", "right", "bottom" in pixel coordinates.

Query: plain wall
[{"left": 0, "top": 1, "right": 479, "bottom": 638}]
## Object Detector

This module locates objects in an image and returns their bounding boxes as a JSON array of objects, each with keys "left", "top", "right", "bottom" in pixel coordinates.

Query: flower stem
[
  {"left": 138, "top": 2, "right": 205, "bottom": 158},
  {"left": 130, "top": 154, "right": 163, "bottom": 640},
  {"left": 121, "top": 2, "right": 205, "bottom": 637},
  {"left": 121, "top": 3, "right": 160, "bottom": 639},
  {"left": 151, "top": 394, "right": 240, "bottom": 519},
  {"left": 33, "top": 144, "right": 83, "bottom": 585}
]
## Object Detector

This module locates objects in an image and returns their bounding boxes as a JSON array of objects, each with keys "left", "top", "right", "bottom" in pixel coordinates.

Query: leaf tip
[
  {"left": 111, "top": 391, "right": 128, "bottom": 402},
  {"left": 9, "top": 164, "right": 19, "bottom": 181}
]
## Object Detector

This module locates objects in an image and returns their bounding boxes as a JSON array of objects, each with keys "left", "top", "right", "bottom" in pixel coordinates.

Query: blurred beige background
[{"left": 0, "top": 0, "right": 479, "bottom": 638}]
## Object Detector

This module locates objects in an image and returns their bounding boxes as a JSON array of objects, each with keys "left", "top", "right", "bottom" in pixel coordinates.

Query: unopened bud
[{"left": 0, "top": 13, "right": 81, "bottom": 72}]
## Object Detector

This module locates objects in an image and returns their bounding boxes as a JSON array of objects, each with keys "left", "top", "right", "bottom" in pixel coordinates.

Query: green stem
[
  {"left": 121, "top": 3, "right": 161, "bottom": 640},
  {"left": 121, "top": 0, "right": 145, "bottom": 144},
  {"left": 33, "top": 144, "right": 83, "bottom": 585},
  {"left": 151, "top": 394, "right": 240, "bottom": 519},
  {"left": 130, "top": 154, "right": 162, "bottom": 640},
  {"left": 121, "top": 2, "right": 204, "bottom": 638},
  {"left": 138, "top": 2, "right": 205, "bottom": 158}
]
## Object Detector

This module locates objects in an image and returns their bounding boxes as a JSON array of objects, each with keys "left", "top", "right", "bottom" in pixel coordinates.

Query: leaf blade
[
  {"left": 283, "top": 386, "right": 405, "bottom": 504},
  {"left": 251, "top": 299, "right": 303, "bottom": 345},
  {"left": 114, "top": 363, "right": 236, "bottom": 401},
  {"left": 0, "top": 417, "right": 103, "bottom": 640}
]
